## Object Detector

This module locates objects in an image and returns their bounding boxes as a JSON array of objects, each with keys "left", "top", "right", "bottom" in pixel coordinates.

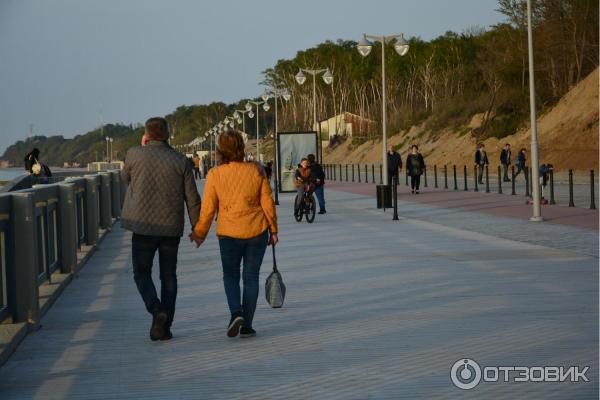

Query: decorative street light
[
  {"left": 264, "top": 87, "right": 292, "bottom": 205},
  {"left": 357, "top": 33, "right": 409, "bottom": 186},
  {"left": 295, "top": 67, "right": 333, "bottom": 162},
  {"left": 246, "top": 99, "right": 269, "bottom": 161},
  {"left": 234, "top": 109, "right": 251, "bottom": 133},
  {"left": 526, "top": 0, "right": 542, "bottom": 222}
]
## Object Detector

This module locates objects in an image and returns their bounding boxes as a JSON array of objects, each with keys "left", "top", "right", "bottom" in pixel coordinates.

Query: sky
[{"left": 0, "top": 0, "right": 505, "bottom": 152}]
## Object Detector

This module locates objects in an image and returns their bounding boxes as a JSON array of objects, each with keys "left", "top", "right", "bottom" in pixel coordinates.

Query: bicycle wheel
[
  {"left": 305, "top": 194, "right": 316, "bottom": 223},
  {"left": 294, "top": 195, "right": 303, "bottom": 222}
]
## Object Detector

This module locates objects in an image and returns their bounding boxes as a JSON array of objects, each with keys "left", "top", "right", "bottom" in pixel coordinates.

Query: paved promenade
[{"left": 0, "top": 185, "right": 597, "bottom": 399}]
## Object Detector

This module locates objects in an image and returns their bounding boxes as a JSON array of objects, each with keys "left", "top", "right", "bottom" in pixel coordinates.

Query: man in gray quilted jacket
[{"left": 121, "top": 117, "right": 201, "bottom": 341}]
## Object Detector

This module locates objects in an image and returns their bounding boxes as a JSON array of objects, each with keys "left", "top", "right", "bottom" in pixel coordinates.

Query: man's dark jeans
[
  {"left": 132, "top": 233, "right": 180, "bottom": 328},
  {"left": 218, "top": 231, "right": 269, "bottom": 329}
]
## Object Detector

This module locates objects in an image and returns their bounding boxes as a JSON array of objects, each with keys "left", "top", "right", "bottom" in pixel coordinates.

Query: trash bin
[{"left": 376, "top": 185, "right": 392, "bottom": 209}]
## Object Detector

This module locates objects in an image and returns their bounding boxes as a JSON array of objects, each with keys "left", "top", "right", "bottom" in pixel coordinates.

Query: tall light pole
[
  {"left": 264, "top": 88, "right": 291, "bottom": 205},
  {"left": 295, "top": 67, "right": 333, "bottom": 162},
  {"left": 357, "top": 33, "right": 409, "bottom": 186},
  {"left": 245, "top": 99, "right": 269, "bottom": 162},
  {"left": 109, "top": 137, "right": 114, "bottom": 162},
  {"left": 105, "top": 136, "right": 110, "bottom": 162},
  {"left": 527, "top": 0, "right": 542, "bottom": 222}
]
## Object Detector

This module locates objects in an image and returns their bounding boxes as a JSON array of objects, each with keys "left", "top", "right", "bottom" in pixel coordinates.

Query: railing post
[
  {"left": 365, "top": 164, "right": 369, "bottom": 183},
  {"left": 485, "top": 165, "right": 490, "bottom": 193},
  {"left": 568, "top": 169, "right": 574, "bottom": 207},
  {"left": 333, "top": 164, "right": 337, "bottom": 181},
  {"left": 453, "top": 165, "right": 458, "bottom": 190},
  {"left": 529, "top": 167, "right": 533, "bottom": 196},
  {"left": 392, "top": 175, "right": 399, "bottom": 221},
  {"left": 110, "top": 170, "right": 121, "bottom": 218},
  {"left": 379, "top": 164, "right": 383, "bottom": 184},
  {"left": 352, "top": 164, "right": 355, "bottom": 182},
  {"left": 498, "top": 166, "right": 502, "bottom": 194},
  {"left": 10, "top": 193, "right": 40, "bottom": 325},
  {"left": 434, "top": 165, "right": 438, "bottom": 188},
  {"left": 358, "top": 164, "right": 361, "bottom": 182},
  {"left": 549, "top": 169, "right": 555, "bottom": 204},
  {"left": 473, "top": 165, "right": 478, "bottom": 192},
  {"left": 345, "top": 164, "right": 348, "bottom": 182},
  {"left": 99, "top": 173, "right": 112, "bottom": 230},
  {"left": 371, "top": 164, "right": 375, "bottom": 184},
  {"left": 444, "top": 165, "right": 448, "bottom": 189},
  {"left": 85, "top": 176, "right": 100, "bottom": 245},
  {"left": 525, "top": 167, "right": 530, "bottom": 197},
  {"left": 463, "top": 165, "right": 468, "bottom": 191},
  {"left": 58, "top": 183, "right": 78, "bottom": 274},
  {"left": 511, "top": 166, "right": 516, "bottom": 195},
  {"left": 339, "top": 164, "right": 342, "bottom": 181},
  {"left": 424, "top": 166, "right": 428, "bottom": 188},
  {"left": 590, "top": 170, "right": 596, "bottom": 210}
]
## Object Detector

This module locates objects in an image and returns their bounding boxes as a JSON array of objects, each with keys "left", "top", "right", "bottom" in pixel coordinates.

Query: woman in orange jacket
[{"left": 190, "top": 130, "right": 278, "bottom": 338}]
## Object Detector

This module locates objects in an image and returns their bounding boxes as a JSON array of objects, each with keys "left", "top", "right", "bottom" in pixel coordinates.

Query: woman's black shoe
[
  {"left": 150, "top": 311, "right": 168, "bottom": 341},
  {"left": 240, "top": 327, "right": 256, "bottom": 338},
  {"left": 161, "top": 329, "right": 173, "bottom": 341},
  {"left": 227, "top": 313, "right": 244, "bottom": 337}
]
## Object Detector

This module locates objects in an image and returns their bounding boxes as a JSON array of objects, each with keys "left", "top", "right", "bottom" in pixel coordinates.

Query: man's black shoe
[
  {"left": 318, "top": 210, "right": 326, "bottom": 214},
  {"left": 161, "top": 329, "right": 173, "bottom": 341},
  {"left": 150, "top": 311, "right": 168, "bottom": 341},
  {"left": 227, "top": 313, "right": 244, "bottom": 338},
  {"left": 240, "top": 327, "right": 256, "bottom": 338}
]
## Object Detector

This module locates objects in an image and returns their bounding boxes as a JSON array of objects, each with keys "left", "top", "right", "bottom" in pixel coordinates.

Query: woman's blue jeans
[{"left": 218, "top": 231, "right": 269, "bottom": 329}]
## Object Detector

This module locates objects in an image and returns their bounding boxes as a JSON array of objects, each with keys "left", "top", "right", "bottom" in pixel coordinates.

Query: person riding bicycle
[{"left": 294, "top": 158, "right": 315, "bottom": 215}]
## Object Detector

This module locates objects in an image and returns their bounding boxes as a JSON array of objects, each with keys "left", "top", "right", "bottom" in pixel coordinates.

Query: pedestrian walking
[
  {"left": 121, "top": 117, "right": 201, "bottom": 341},
  {"left": 24, "top": 148, "right": 52, "bottom": 183},
  {"left": 190, "top": 130, "right": 278, "bottom": 339},
  {"left": 406, "top": 145, "right": 425, "bottom": 194},
  {"left": 500, "top": 143, "right": 512, "bottom": 182},
  {"left": 387, "top": 144, "right": 402, "bottom": 186},
  {"left": 307, "top": 153, "right": 326, "bottom": 214},
  {"left": 474, "top": 143, "right": 489, "bottom": 184},
  {"left": 514, "top": 148, "right": 527, "bottom": 179},
  {"left": 192, "top": 155, "right": 201, "bottom": 180}
]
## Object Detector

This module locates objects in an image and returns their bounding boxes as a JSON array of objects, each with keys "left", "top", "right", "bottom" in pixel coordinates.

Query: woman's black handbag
[{"left": 265, "top": 246, "right": 286, "bottom": 308}]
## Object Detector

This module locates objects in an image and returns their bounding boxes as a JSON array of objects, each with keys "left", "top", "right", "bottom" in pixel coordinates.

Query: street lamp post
[
  {"left": 105, "top": 137, "right": 110, "bottom": 162},
  {"left": 245, "top": 99, "right": 269, "bottom": 162},
  {"left": 234, "top": 109, "right": 251, "bottom": 133},
  {"left": 264, "top": 88, "right": 291, "bottom": 205},
  {"left": 109, "top": 138, "right": 113, "bottom": 162},
  {"left": 295, "top": 67, "right": 333, "bottom": 163},
  {"left": 526, "top": 0, "right": 542, "bottom": 222},
  {"left": 357, "top": 33, "right": 409, "bottom": 186}
]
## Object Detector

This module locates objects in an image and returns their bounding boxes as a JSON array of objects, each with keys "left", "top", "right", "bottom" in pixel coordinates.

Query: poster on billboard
[{"left": 277, "top": 131, "right": 318, "bottom": 193}]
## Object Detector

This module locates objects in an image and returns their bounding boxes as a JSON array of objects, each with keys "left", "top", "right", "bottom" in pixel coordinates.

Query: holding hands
[{"left": 189, "top": 231, "right": 205, "bottom": 248}]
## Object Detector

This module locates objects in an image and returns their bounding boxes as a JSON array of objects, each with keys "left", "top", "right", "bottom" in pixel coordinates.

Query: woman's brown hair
[{"left": 216, "top": 130, "right": 245, "bottom": 163}]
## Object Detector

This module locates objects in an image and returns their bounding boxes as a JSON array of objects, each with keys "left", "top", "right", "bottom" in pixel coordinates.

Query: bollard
[
  {"left": 358, "top": 164, "right": 361, "bottom": 182},
  {"left": 365, "top": 164, "right": 369, "bottom": 183},
  {"left": 405, "top": 169, "right": 409, "bottom": 186},
  {"left": 10, "top": 193, "right": 40, "bottom": 325},
  {"left": 424, "top": 166, "right": 428, "bottom": 188},
  {"left": 58, "top": 183, "right": 78, "bottom": 274},
  {"left": 434, "top": 165, "right": 438, "bottom": 188},
  {"left": 463, "top": 165, "right": 468, "bottom": 191},
  {"left": 110, "top": 170, "right": 121, "bottom": 218},
  {"left": 453, "top": 165, "right": 458, "bottom": 190},
  {"left": 473, "top": 165, "right": 478, "bottom": 192},
  {"left": 529, "top": 167, "right": 533, "bottom": 196},
  {"left": 485, "top": 165, "right": 490, "bottom": 193},
  {"left": 379, "top": 164, "right": 383, "bottom": 184},
  {"left": 525, "top": 167, "right": 530, "bottom": 197},
  {"left": 339, "top": 164, "right": 342, "bottom": 181},
  {"left": 333, "top": 164, "right": 337, "bottom": 181},
  {"left": 99, "top": 173, "right": 112, "bottom": 230},
  {"left": 549, "top": 169, "right": 555, "bottom": 204},
  {"left": 511, "top": 166, "right": 516, "bottom": 195},
  {"left": 568, "top": 169, "right": 574, "bottom": 207},
  {"left": 85, "top": 176, "right": 100, "bottom": 245},
  {"left": 372, "top": 164, "right": 375, "bottom": 184},
  {"left": 392, "top": 175, "right": 399, "bottom": 221},
  {"left": 497, "top": 166, "right": 502, "bottom": 194},
  {"left": 590, "top": 170, "right": 596, "bottom": 210},
  {"left": 345, "top": 164, "right": 348, "bottom": 182},
  {"left": 444, "top": 165, "right": 448, "bottom": 189},
  {"left": 352, "top": 164, "right": 355, "bottom": 182}
]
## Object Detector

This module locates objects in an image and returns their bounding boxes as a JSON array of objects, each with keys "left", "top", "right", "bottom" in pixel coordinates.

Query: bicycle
[{"left": 294, "top": 182, "right": 316, "bottom": 223}]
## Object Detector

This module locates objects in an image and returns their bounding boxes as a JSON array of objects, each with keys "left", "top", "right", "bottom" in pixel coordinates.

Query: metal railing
[{"left": 0, "top": 170, "right": 123, "bottom": 324}]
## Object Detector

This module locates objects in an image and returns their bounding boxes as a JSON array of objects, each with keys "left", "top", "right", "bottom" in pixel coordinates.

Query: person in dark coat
[
  {"left": 386, "top": 144, "right": 402, "bottom": 186},
  {"left": 307, "top": 154, "right": 326, "bottom": 214},
  {"left": 500, "top": 143, "right": 512, "bottom": 182},
  {"left": 514, "top": 148, "right": 527, "bottom": 180},
  {"left": 406, "top": 145, "right": 425, "bottom": 194},
  {"left": 474, "top": 143, "right": 489, "bottom": 184},
  {"left": 24, "top": 148, "right": 41, "bottom": 174}
]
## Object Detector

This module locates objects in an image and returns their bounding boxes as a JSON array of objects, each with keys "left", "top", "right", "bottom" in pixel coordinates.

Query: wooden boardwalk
[{"left": 0, "top": 187, "right": 597, "bottom": 399}]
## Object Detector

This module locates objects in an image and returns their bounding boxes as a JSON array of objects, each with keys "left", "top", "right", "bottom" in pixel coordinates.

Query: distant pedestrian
[
  {"left": 307, "top": 153, "right": 326, "bottom": 214},
  {"left": 24, "top": 148, "right": 52, "bottom": 183},
  {"left": 539, "top": 164, "right": 553, "bottom": 204},
  {"left": 474, "top": 143, "right": 489, "bottom": 184},
  {"left": 121, "top": 117, "right": 201, "bottom": 341},
  {"left": 514, "top": 148, "right": 527, "bottom": 179},
  {"left": 386, "top": 144, "right": 402, "bottom": 186},
  {"left": 406, "top": 145, "right": 425, "bottom": 194},
  {"left": 500, "top": 143, "right": 512, "bottom": 182},
  {"left": 190, "top": 130, "right": 278, "bottom": 339},
  {"left": 192, "top": 155, "right": 201, "bottom": 180},
  {"left": 264, "top": 161, "right": 273, "bottom": 182}
]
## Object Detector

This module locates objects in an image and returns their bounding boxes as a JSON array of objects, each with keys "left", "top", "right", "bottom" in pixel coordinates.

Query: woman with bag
[{"left": 190, "top": 130, "right": 278, "bottom": 339}]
